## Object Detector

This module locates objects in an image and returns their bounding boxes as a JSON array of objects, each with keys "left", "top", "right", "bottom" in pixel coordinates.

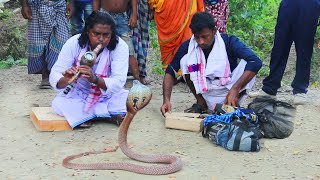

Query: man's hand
[
  {"left": 21, "top": 3, "right": 32, "bottom": 20},
  {"left": 224, "top": 87, "right": 240, "bottom": 107},
  {"left": 128, "top": 16, "right": 137, "bottom": 28},
  {"left": 225, "top": 70, "right": 257, "bottom": 107},
  {"left": 160, "top": 100, "right": 172, "bottom": 117},
  {"left": 79, "top": 65, "right": 96, "bottom": 83},
  {"left": 63, "top": 66, "right": 78, "bottom": 82}
]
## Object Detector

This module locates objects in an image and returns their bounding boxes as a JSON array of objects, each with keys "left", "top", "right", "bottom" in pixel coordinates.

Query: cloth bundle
[{"left": 202, "top": 105, "right": 263, "bottom": 152}]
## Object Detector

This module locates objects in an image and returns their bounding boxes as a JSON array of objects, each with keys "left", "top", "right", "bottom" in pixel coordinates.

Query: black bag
[{"left": 248, "top": 97, "right": 296, "bottom": 139}]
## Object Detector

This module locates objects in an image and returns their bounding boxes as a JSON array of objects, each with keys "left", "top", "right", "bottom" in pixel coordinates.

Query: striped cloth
[
  {"left": 132, "top": 0, "right": 153, "bottom": 77},
  {"left": 27, "top": 0, "right": 69, "bottom": 74}
]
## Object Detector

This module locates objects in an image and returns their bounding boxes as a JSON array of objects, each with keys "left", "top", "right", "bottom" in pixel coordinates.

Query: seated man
[
  {"left": 160, "top": 12, "right": 262, "bottom": 116},
  {"left": 49, "top": 11, "right": 129, "bottom": 128}
]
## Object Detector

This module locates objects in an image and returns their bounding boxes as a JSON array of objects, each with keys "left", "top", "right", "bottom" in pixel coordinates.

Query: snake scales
[{"left": 62, "top": 80, "right": 183, "bottom": 175}]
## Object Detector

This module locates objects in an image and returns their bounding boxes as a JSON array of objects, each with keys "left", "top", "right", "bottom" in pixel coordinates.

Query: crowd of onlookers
[{"left": 18, "top": 0, "right": 319, "bottom": 128}]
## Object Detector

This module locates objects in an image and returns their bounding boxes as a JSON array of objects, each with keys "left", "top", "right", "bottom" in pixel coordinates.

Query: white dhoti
[
  {"left": 52, "top": 87, "right": 128, "bottom": 128},
  {"left": 202, "top": 60, "right": 256, "bottom": 110}
]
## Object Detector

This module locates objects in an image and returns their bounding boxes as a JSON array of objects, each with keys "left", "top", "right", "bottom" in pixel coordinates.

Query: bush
[
  {"left": 228, "top": 0, "right": 279, "bottom": 62},
  {"left": 0, "top": 8, "right": 27, "bottom": 61},
  {"left": 0, "top": 56, "right": 27, "bottom": 69}
]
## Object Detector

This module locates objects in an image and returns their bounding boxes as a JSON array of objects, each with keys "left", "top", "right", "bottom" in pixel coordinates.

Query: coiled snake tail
[{"left": 63, "top": 80, "right": 183, "bottom": 175}]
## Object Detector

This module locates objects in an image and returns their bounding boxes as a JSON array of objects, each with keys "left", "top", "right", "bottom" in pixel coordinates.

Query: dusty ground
[{"left": 0, "top": 64, "right": 320, "bottom": 180}]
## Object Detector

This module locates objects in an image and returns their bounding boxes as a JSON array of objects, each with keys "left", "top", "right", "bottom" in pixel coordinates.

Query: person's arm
[
  {"left": 55, "top": 61, "right": 107, "bottom": 90},
  {"left": 50, "top": 36, "right": 81, "bottom": 90},
  {"left": 129, "top": 0, "right": 138, "bottom": 28},
  {"left": 160, "top": 40, "right": 189, "bottom": 116},
  {"left": 93, "top": 0, "right": 101, "bottom": 12},
  {"left": 225, "top": 71, "right": 256, "bottom": 106},
  {"left": 20, "top": 0, "right": 32, "bottom": 20},
  {"left": 161, "top": 73, "right": 174, "bottom": 116}
]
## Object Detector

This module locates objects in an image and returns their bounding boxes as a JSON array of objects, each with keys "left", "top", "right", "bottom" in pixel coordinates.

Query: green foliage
[
  {"left": 0, "top": 9, "right": 11, "bottom": 19},
  {"left": 0, "top": 9, "right": 27, "bottom": 60},
  {"left": 228, "top": 0, "right": 280, "bottom": 76},
  {"left": 149, "top": 21, "right": 159, "bottom": 50},
  {"left": 0, "top": 56, "right": 27, "bottom": 69},
  {"left": 151, "top": 51, "right": 165, "bottom": 75},
  {"left": 310, "top": 45, "right": 320, "bottom": 86},
  {"left": 148, "top": 21, "right": 165, "bottom": 75},
  {"left": 257, "top": 65, "right": 270, "bottom": 77}
]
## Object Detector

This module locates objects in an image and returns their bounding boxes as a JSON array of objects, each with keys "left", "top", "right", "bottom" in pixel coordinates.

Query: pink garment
[
  {"left": 75, "top": 47, "right": 109, "bottom": 113},
  {"left": 205, "top": 0, "right": 229, "bottom": 33}
]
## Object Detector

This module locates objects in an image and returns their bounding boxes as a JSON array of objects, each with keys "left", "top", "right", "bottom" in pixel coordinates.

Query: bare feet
[{"left": 39, "top": 69, "right": 51, "bottom": 89}]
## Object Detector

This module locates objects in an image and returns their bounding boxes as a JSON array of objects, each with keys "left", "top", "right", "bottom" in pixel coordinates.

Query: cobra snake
[{"left": 62, "top": 80, "right": 183, "bottom": 175}]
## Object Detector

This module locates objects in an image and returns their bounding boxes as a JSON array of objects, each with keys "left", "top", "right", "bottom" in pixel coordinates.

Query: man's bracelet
[{"left": 94, "top": 75, "right": 99, "bottom": 85}]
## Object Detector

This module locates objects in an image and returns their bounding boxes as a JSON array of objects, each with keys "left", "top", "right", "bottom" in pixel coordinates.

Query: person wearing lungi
[
  {"left": 132, "top": 0, "right": 153, "bottom": 85},
  {"left": 49, "top": 12, "right": 129, "bottom": 128},
  {"left": 160, "top": 12, "right": 262, "bottom": 116},
  {"left": 250, "top": 0, "right": 320, "bottom": 105},
  {"left": 20, "top": 0, "right": 69, "bottom": 89}
]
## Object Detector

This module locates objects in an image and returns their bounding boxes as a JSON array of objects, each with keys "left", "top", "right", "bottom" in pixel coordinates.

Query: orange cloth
[{"left": 149, "top": 0, "right": 204, "bottom": 70}]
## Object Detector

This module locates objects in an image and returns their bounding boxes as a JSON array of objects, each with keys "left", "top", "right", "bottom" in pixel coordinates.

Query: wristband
[{"left": 94, "top": 75, "right": 99, "bottom": 85}]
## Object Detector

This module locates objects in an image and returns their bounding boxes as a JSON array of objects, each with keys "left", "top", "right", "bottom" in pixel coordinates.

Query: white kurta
[{"left": 49, "top": 35, "right": 129, "bottom": 128}]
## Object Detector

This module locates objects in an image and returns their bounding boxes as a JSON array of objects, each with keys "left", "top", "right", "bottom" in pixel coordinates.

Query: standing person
[
  {"left": 67, "top": 0, "right": 93, "bottom": 36},
  {"left": 160, "top": 12, "right": 262, "bottom": 115},
  {"left": 20, "top": 0, "right": 69, "bottom": 89},
  {"left": 204, "top": 0, "right": 229, "bottom": 33},
  {"left": 250, "top": 0, "right": 320, "bottom": 105},
  {"left": 49, "top": 11, "right": 129, "bottom": 128},
  {"left": 148, "top": 0, "right": 205, "bottom": 70},
  {"left": 132, "top": 0, "right": 153, "bottom": 84},
  {"left": 93, "top": 0, "right": 143, "bottom": 84}
]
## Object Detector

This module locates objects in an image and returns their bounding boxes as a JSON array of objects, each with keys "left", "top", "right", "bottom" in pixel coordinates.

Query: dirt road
[{"left": 0, "top": 66, "right": 319, "bottom": 180}]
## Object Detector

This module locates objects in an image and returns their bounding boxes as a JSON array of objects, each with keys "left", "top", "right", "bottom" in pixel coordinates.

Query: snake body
[{"left": 63, "top": 80, "right": 183, "bottom": 175}]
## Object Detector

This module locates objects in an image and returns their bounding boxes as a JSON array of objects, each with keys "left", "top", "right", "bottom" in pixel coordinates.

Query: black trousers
[{"left": 262, "top": 0, "right": 320, "bottom": 95}]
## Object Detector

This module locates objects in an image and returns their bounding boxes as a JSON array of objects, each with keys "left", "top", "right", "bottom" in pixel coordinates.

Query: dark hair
[
  {"left": 189, "top": 12, "right": 216, "bottom": 34},
  {"left": 78, "top": 11, "right": 118, "bottom": 50}
]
